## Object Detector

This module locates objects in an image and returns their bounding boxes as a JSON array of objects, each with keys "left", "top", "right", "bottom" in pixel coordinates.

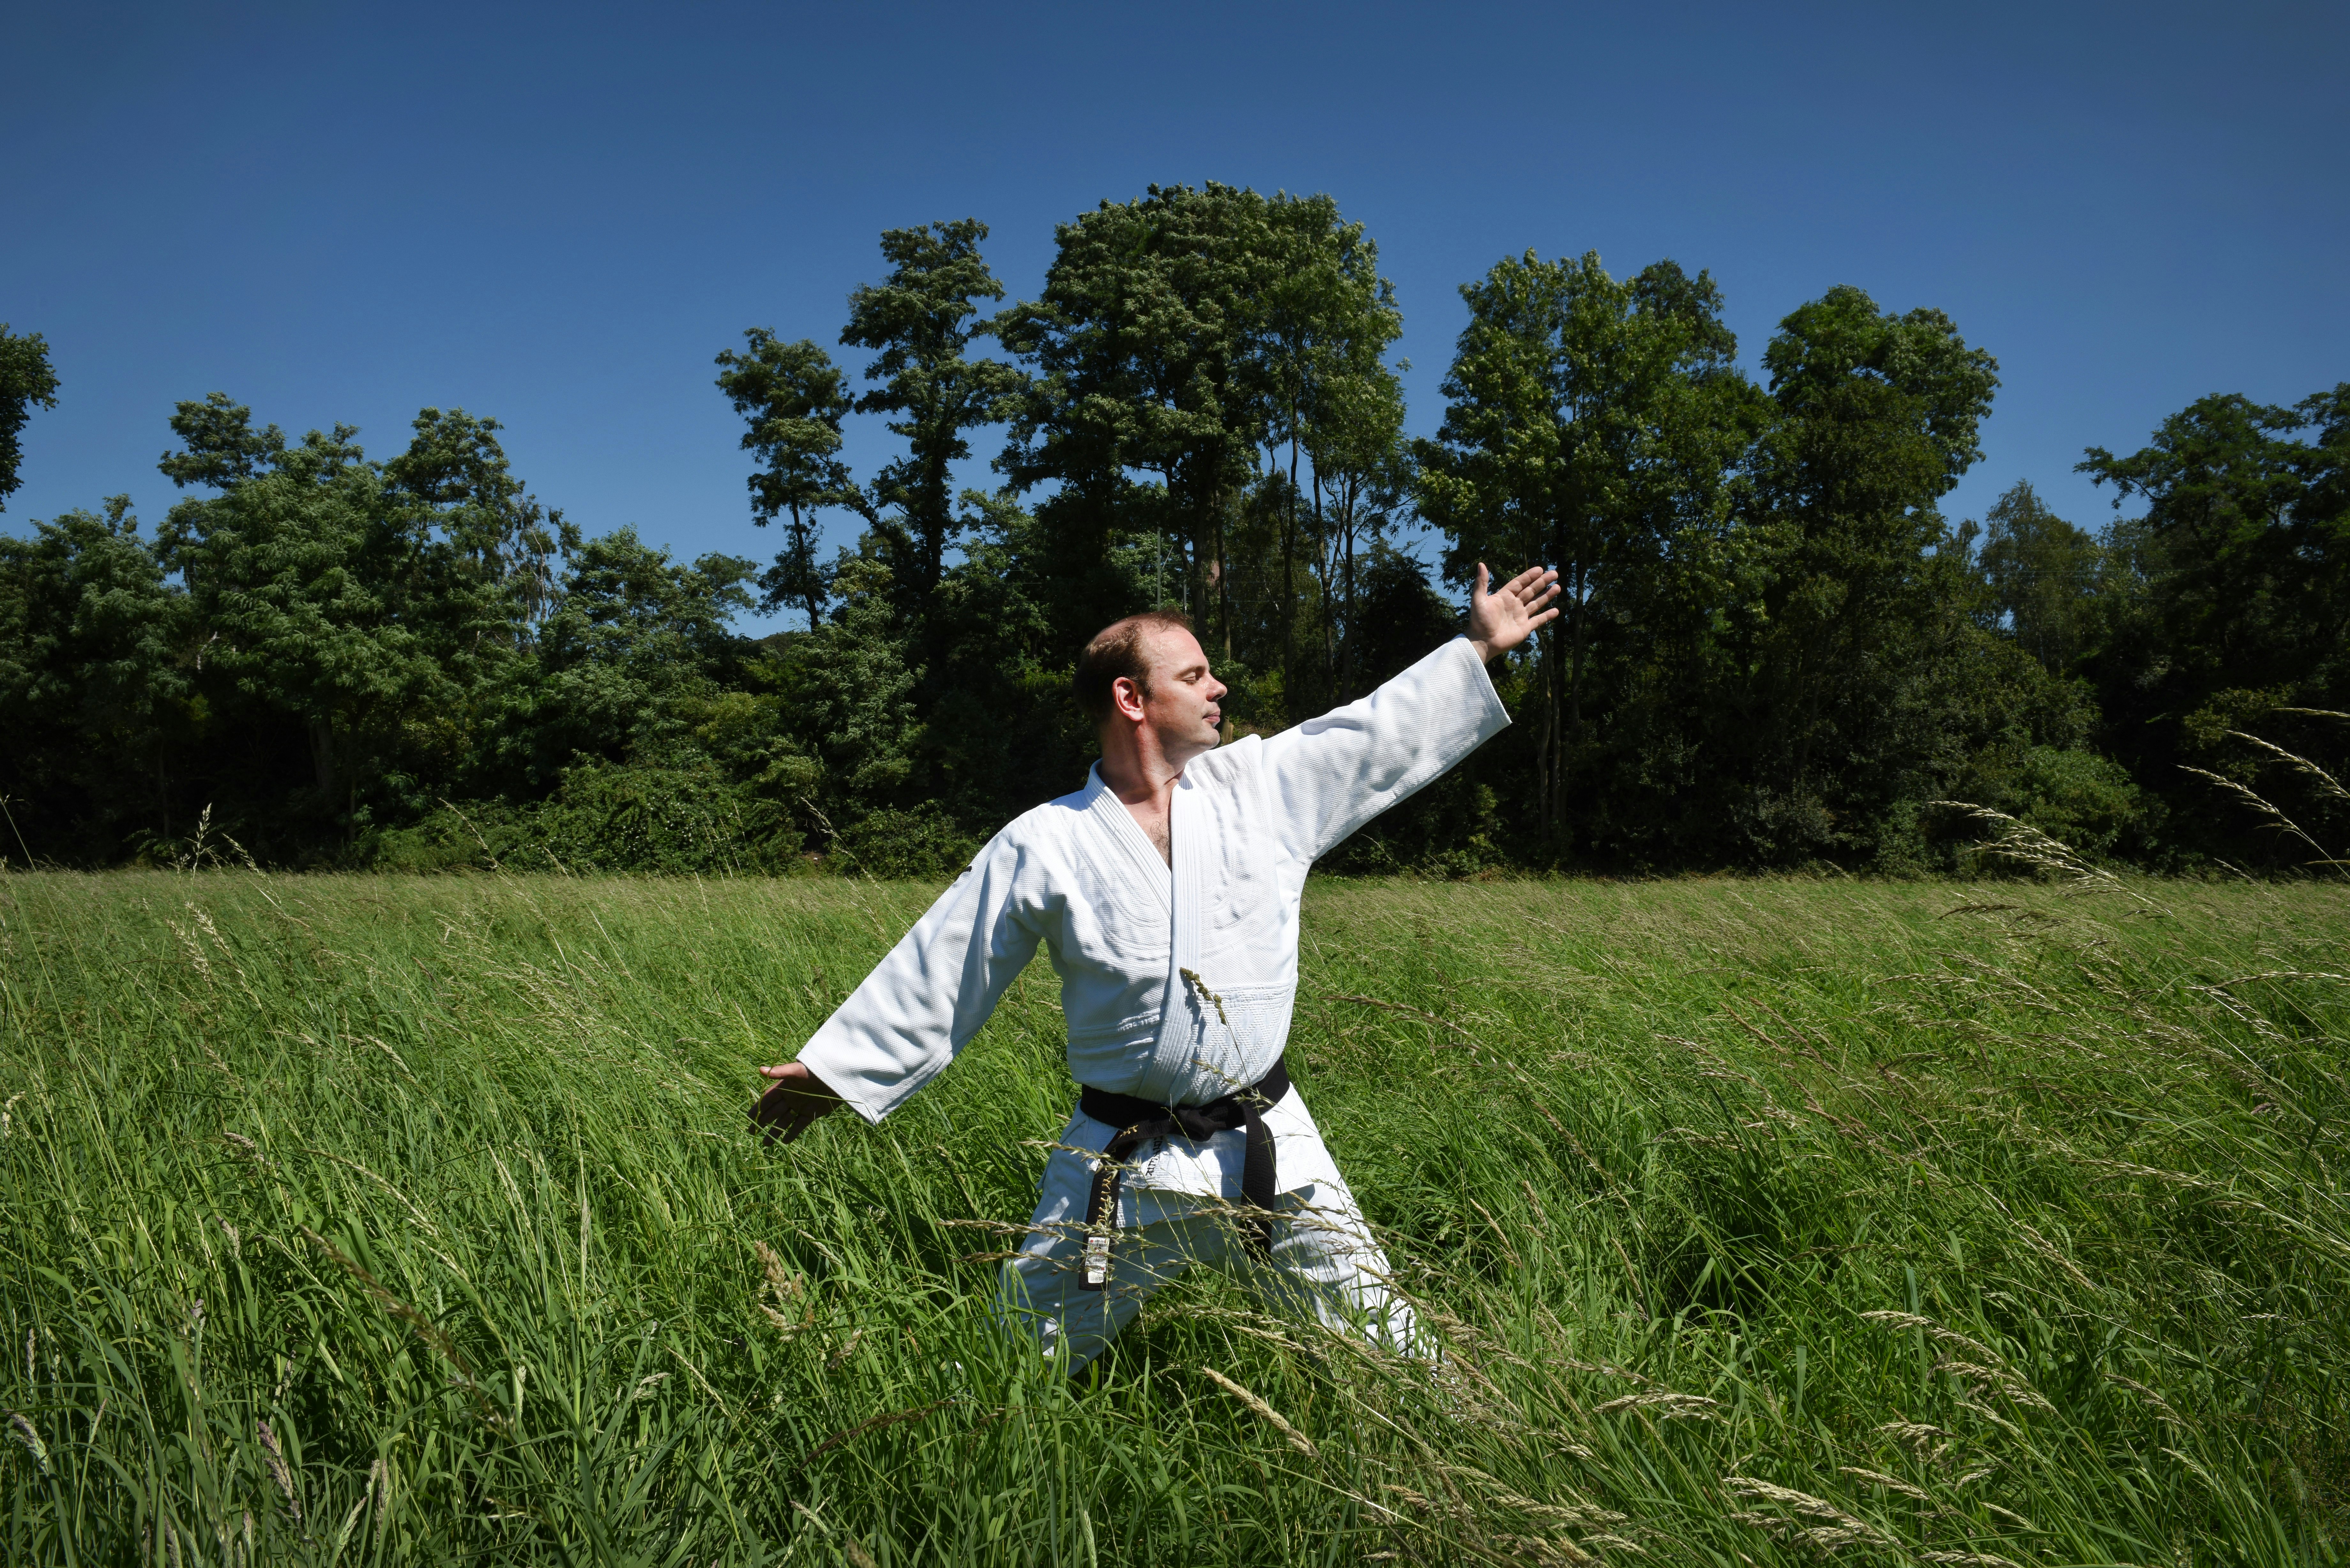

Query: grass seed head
[
  {"left": 1838, "top": 1466, "right": 1932, "bottom": 1502},
  {"left": 1202, "top": 1367, "right": 1317, "bottom": 1457},
  {"left": 7, "top": 1411, "right": 49, "bottom": 1476},
  {"left": 257, "top": 1419, "right": 301, "bottom": 1523}
]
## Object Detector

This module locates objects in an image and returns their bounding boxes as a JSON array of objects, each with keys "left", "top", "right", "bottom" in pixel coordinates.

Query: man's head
[{"left": 1076, "top": 610, "right": 1226, "bottom": 770}]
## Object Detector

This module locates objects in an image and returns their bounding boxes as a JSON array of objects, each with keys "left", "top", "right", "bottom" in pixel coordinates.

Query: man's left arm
[{"left": 1263, "top": 563, "right": 1558, "bottom": 863}]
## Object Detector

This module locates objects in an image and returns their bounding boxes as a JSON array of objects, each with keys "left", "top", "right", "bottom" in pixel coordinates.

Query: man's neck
[
  {"left": 1098, "top": 729, "right": 1199, "bottom": 867},
  {"left": 1096, "top": 722, "right": 1205, "bottom": 805},
  {"left": 1097, "top": 750, "right": 1181, "bottom": 807}
]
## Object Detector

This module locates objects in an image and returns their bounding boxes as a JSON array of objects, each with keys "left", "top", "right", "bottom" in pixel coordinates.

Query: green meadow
[{"left": 1, "top": 869, "right": 2345, "bottom": 1565}]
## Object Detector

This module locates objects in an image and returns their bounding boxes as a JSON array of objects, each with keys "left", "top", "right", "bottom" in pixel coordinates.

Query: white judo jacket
[{"left": 795, "top": 635, "right": 1511, "bottom": 1222}]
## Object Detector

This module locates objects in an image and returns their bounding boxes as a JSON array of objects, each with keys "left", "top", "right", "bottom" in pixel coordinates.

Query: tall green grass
[{"left": 1, "top": 868, "right": 2344, "bottom": 1564}]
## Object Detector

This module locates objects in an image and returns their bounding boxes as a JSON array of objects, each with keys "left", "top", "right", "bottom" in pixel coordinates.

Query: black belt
[{"left": 1075, "top": 1055, "right": 1291, "bottom": 1290}]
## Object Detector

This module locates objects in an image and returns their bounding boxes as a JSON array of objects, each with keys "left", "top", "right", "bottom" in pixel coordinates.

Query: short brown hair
[{"left": 1074, "top": 610, "right": 1194, "bottom": 723}]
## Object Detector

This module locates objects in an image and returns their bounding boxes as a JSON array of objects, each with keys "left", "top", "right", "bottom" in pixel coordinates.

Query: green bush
[
  {"left": 833, "top": 802, "right": 980, "bottom": 879},
  {"left": 1884, "top": 744, "right": 2149, "bottom": 874},
  {"left": 1988, "top": 744, "right": 2145, "bottom": 858},
  {"left": 367, "top": 763, "right": 803, "bottom": 874}
]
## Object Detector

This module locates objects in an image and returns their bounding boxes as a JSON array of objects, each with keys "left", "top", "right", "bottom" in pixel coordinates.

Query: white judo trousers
[
  {"left": 999, "top": 1174, "right": 1417, "bottom": 1371},
  {"left": 793, "top": 637, "right": 1511, "bottom": 1370}
]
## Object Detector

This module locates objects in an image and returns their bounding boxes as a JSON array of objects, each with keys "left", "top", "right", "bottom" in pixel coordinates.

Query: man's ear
[{"left": 1111, "top": 675, "right": 1147, "bottom": 721}]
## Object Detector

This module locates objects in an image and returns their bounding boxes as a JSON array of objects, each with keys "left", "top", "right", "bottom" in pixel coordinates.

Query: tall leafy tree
[
  {"left": 1731, "top": 286, "right": 1999, "bottom": 858},
  {"left": 1309, "top": 370, "right": 1413, "bottom": 702},
  {"left": 156, "top": 390, "right": 288, "bottom": 488},
  {"left": 1973, "top": 479, "right": 2102, "bottom": 672},
  {"left": 0, "top": 497, "right": 189, "bottom": 856},
  {"left": 1418, "top": 251, "right": 1762, "bottom": 836},
  {"left": 0, "top": 325, "right": 61, "bottom": 510},
  {"left": 384, "top": 407, "right": 577, "bottom": 636},
  {"left": 771, "top": 551, "right": 925, "bottom": 817},
  {"left": 1000, "top": 184, "right": 1279, "bottom": 659},
  {"left": 157, "top": 402, "right": 447, "bottom": 829},
  {"left": 2077, "top": 383, "right": 2350, "bottom": 861},
  {"left": 714, "top": 331, "right": 853, "bottom": 630},
  {"left": 1255, "top": 193, "right": 1407, "bottom": 710},
  {"left": 2081, "top": 385, "right": 2349, "bottom": 705},
  {"left": 839, "top": 219, "right": 1027, "bottom": 664},
  {"left": 481, "top": 528, "right": 757, "bottom": 790},
  {"left": 153, "top": 397, "right": 569, "bottom": 841}
]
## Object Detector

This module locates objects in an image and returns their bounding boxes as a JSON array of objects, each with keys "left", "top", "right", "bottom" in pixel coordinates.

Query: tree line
[{"left": 2, "top": 184, "right": 2345, "bottom": 876}]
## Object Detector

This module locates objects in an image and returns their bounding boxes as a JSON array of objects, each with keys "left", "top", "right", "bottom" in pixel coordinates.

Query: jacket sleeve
[
  {"left": 1258, "top": 636, "right": 1512, "bottom": 863},
  {"left": 792, "top": 827, "right": 1047, "bottom": 1123}
]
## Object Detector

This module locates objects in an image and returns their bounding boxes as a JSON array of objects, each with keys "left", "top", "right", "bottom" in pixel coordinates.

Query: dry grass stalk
[
  {"left": 1723, "top": 1476, "right": 1876, "bottom": 1528},
  {"left": 1933, "top": 1360, "right": 2056, "bottom": 1413},
  {"left": 792, "top": 1399, "right": 955, "bottom": 1476},
  {"left": 298, "top": 1226, "right": 505, "bottom": 1430},
  {"left": 2177, "top": 766, "right": 2335, "bottom": 863},
  {"left": 1856, "top": 1311, "right": 2003, "bottom": 1367},
  {"left": 2101, "top": 1372, "right": 2184, "bottom": 1424},
  {"left": 1837, "top": 1466, "right": 1931, "bottom": 1502},
  {"left": 751, "top": 1239, "right": 813, "bottom": 1338},
  {"left": 2227, "top": 730, "right": 2349, "bottom": 803},
  {"left": 1581, "top": 1534, "right": 1645, "bottom": 1555},
  {"left": 1201, "top": 1367, "right": 1318, "bottom": 1457},
  {"left": 1179, "top": 967, "right": 1231, "bottom": 1028},
  {"left": 7, "top": 1410, "right": 49, "bottom": 1476},
  {"left": 1592, "top": 1391, "right": 1720, "bottom": 1421},
  {"left": 1319, "top": 989, "right": 1480, "bottom": 1046},
  {"left": 1928, "top": 801, "right": 2150, "bottom": 902},
  {"left": 1874, "top": 1421, "right": 1951, "bottom": 1448},
  {"left": 257, "top": 1418, "right": 302, "bottom": 1524}
]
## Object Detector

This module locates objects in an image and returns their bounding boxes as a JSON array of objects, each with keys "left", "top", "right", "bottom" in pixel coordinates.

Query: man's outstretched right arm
[{"left": 750, "top": 829, "right": 1046, "bottom": 1142}]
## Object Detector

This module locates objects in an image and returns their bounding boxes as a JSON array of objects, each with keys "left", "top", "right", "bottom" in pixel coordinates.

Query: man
[{"left": 752, "top": 563, "right": 1561, "bottom": 1370}]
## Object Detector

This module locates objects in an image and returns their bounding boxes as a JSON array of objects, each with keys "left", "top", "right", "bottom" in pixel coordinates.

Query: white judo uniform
[{"left": 795, "top": 635, "right": 1511, "bottom": 1367}]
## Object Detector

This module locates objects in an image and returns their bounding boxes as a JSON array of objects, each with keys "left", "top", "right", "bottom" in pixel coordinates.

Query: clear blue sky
[{"left": 7, "top": 0, "right": 2344, "bottom": 632}]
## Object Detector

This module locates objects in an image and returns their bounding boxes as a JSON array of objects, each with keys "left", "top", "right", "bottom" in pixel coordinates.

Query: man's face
[{"left": 1127, "top": 626, "right": 1226, "bottom": 757}]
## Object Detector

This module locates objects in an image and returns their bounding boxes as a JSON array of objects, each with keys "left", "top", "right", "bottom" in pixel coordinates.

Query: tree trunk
[
  {"left": 1282, "top": 434, "right": 1299, "bottom": 715},
  {"left": 1533, "top": 623, "right": 1559, "bottom": 833},
  {"left": 308, "top": 715, "right": 337, "bottom": 800},
  {"left": 1317, "top": 471, "right": 1336, "bottom": 697},
  {"left": 1215, "top": 494, "right": 1232, "bottom": 666},
  {"left": 1567, "top": 560, "right": 1588, "bottom": 760},
  {"left": 1332, "top": 472, "right": 1351, "bottom": 698},
  {"left": 790, "top": 502, "right": 822, "bottom": 631}
]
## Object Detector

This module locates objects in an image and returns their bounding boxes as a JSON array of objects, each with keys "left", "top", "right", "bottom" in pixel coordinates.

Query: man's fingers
[
  {"left": 750, "top": 1084, "right": 813, "bottom": 1142},
  {"left": 1506, "top": 565, "right": 1555, "bottom": 599},
  {"left": 758, "top": 1063, "right": 794, "bottom": 1078},
  {"left": 1474, "top": 562, "right": 1493, "bottom": 600}
]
